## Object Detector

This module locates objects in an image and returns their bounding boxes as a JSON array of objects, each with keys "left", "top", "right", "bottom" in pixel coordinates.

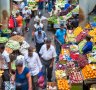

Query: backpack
[{"left": 8, "top": 16, "right": 15, "bottom": 29}]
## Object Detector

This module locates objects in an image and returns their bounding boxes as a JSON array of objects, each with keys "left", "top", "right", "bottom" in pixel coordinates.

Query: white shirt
[
  {"left": 22, "top": 9, "right": 31, "bottom": 19},
  {"left": 34, "top": 23, "right": 44, "bottom": 29},
  {"left": 39, "top": 44, "right": 57, "bottom": 60},
  {"left": 20, "top": 2, "right": 25, "bottom": 10},
  {"left": 34, "top": 31, "right": 47, "bottom": 44},
  {"left": 2, "top": 50, "right": 10, "bottom": 69},
  {"left": 19, "top": 41, "right": 30, "bottom": 55},
  {"left": 34, "top": 15, "right": 47, "bottom": 22},
  {"left": 25, "top": 52, "right": 42, "bottom": 76}
]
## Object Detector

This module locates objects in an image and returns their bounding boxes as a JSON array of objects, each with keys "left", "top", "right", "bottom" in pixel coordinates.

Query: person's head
[
  {"left": 46, "top": 38, "right": 51, "bottom": 48},
  {"left": 68, "top": 0, "right": 71, "bottom": 4},
  {"left": 28, "top": 47, "right": 33, "bottom": 57},
  {"left": 15, "top": 55, "right": 24, "bottom": 70},
  {"left": 16, "top": 12, "right": 20, "bottom": 17},
  {"left": 38, "top": 27, "right": 42, "bottom": 34},
  {"left": 60, "top": 23, "right": 64, "bottom": 30},
  {"left": 0, "top": 45, "right": 5, "bottom": 53},
  {"left": 36, "top": 20, "right": 40, "bottom": 25},
  {"left": 86, "top": 35, "right": 91, "bottom": 41},
  {"left": 25, "top": 6, "right": 28, "bottom": 10}
]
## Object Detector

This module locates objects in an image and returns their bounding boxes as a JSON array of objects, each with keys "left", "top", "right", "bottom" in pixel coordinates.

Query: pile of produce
[
  {"left": 61, "top": 49, "right": 70, "bottom": 56},
  {"left": 5, "top": 40, "right": 20, "bottom": 50},
  {"left": 0, "top": 37, "right": 8, "bottom": 43},
  {"left": 82, "top": 64, "right": 96, "bottom": 80},
  {"left": 69, "top": 71, "right": 83, "bottom": 84},
  {"left": 10, "top": 35, "right": 24, "bottom": 42},
  {"left": 0, "top": 70, "right": 4, "bottom": 77},
  {"left": 73, "top": 27, "right": 83, "bottom": 37},
  {"left": 55, "top": 70, "right": 67, "bottom": 79},
  {"left": 56, "top": 61, "right": 66, "bottom": 70},
  {"left": 70, "top": 45, "right": 78, "bottom": 52},
  {"left": 2, "top": 29, "right": 11, "bottom": 34},
  {"left": 76, "top": 30, "right": 89, "bottom": 43},
  {"left": 57, "top": 79, "right": 70, "bottom": 90},
  {"left": 48, "top": 16, "right": 58, "bottom": 24}
]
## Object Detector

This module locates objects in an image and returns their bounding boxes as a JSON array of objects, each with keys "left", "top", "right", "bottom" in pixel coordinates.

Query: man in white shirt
[
  {"left": 22, "top": 6, "right": 32, "bottom": 31},
  {"left": 34, "top": 29, "right": 47, "bottom": 54},
  {"left": 25, "top": 47, "right": 42, "bottom": 90},
  {"left": 34, "top": 20, "right": 44, "bottom": 30},
  {"left": 0, "top": 45, "right": 11, "bottom": 89},
  {"left": 34, "top": 12, "right": 47, "bottom": 23},
  {"left": 39, "top": 38, "right": 57, "bottom": 84}
]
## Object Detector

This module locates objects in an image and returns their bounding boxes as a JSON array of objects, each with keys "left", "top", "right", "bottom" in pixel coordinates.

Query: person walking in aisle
[
  {"left": 34, "top": 28, "right": 47, "bottom": 54},
  {"left": 15, "top": 56, "right": 32, "bottom": 90},
  {"left": 39, "top": 38, "right": 57, "bottom": 85},
  {"left": 25, "top": 47, "right": 42, "bottom": 90},
  {"left": 55, "top": 23, "right": 67, "bottom": 61}
]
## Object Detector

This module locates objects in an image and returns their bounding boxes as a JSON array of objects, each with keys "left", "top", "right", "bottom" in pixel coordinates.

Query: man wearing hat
[
  {"left": 39, "top": 38, "right": 57, "bottom": 86},
  {"left": 55, "top": 23, "right": 67, "bottom": 61},
  {"left": 34, "top": 28, "right": 47, "bottom": 54}
]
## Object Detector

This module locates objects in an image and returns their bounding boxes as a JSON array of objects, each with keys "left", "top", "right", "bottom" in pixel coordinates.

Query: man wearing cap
[
  {"left": 34, "top": 28, "right": 47, "bottom": 54},
  {"left": 55, "top": 23, "right": 67, "bottom": 61},
  {"left": 39, "top": 38, "right": 57, "bottom": 84}
]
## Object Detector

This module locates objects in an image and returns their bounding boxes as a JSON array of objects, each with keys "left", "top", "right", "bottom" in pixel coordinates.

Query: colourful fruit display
[
  {"left": 73, "top": 26, "right": 83, "bottom": 37},
  {"left": 57, "top": 79, "right": 70, "bottom": 90},
  {"left": 82, "top": 64, "right": 96, "bottom": 80},
  {"left": 69, "top": 71, "right": 83, "bottom": 84},
  {"left": 61, "top": 49, "right": 70, "bottom": 56},
  {"left": 55, "top": 70, "right": 67, "bottom": 79}
]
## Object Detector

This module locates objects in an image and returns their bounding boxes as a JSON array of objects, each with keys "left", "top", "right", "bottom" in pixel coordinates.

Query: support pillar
[{"left": 0, "top": 0, "right": 10, "bottom": 29}]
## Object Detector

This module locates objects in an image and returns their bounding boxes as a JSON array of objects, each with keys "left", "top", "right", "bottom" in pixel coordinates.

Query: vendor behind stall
[{"left": 82, "top": 35, "right": 93, "bottom": 55}]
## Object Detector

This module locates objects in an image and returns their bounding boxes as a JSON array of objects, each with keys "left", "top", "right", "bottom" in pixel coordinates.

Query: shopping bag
[
  {"left": 8, "top": 16, "right": 14, "bottom": 29},
  {"left": 38, "top": 70, "right": 45, "bottom": 89}
]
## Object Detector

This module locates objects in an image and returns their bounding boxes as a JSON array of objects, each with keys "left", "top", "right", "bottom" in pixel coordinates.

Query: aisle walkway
[{"left": 25, "top": 12, "right": 56, "bottom": 90}]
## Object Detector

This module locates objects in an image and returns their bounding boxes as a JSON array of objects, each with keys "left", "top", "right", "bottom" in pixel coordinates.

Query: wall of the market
[
  {"left": 0, "top": 0, "right": 10, "bottom": 29},
  {"left": 79, "top": 0, "right": 96, "bottom": 27}
]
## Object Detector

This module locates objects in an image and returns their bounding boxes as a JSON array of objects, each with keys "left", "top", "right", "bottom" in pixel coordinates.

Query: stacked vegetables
[
  {"left": 0, "top": 37, "right": 8, "bottom": 43},
  {"left": 5, "top": 40, "right": 20, "bottom": 50}
]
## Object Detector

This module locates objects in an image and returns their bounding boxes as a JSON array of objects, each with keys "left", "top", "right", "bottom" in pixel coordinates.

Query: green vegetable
[
  {"left": 0, "top": 37, "right": 8, "bottom": 43},
  {"left": 5, "top": 40, "right": 20, "bottom": 50}
]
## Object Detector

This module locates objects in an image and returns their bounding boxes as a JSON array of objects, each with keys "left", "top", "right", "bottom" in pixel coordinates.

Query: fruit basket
[
  {"left": 47, "top": 82, "right": 57, "bottom": 90},
  {"left": 5, "top": 40, "right": 20, "bottom": 50},
  {"left": 10, "top": 35, "right": 24, "bottom": 42}
]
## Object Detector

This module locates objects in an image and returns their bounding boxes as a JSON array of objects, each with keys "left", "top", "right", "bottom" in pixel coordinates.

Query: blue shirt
[
  {"left": 16, "top": 67, "right": 29, "bottom": 90},
  {"left": 55, "top": 29, "right": 67, "bottom": 44},
  {"left": 64, "top": 3, "right": 70, "bottom": 10},
  {"left": 82, "top": 41, "right": 93, "bottom": 54}
]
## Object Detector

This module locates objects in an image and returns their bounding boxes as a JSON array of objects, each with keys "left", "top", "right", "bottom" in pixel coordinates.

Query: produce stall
[
  {"left": 54, "top": 25, "right": 96, "bottom": 90},
  {"left": 28, "top": 1, "right": 38, "bottom": 16}
]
